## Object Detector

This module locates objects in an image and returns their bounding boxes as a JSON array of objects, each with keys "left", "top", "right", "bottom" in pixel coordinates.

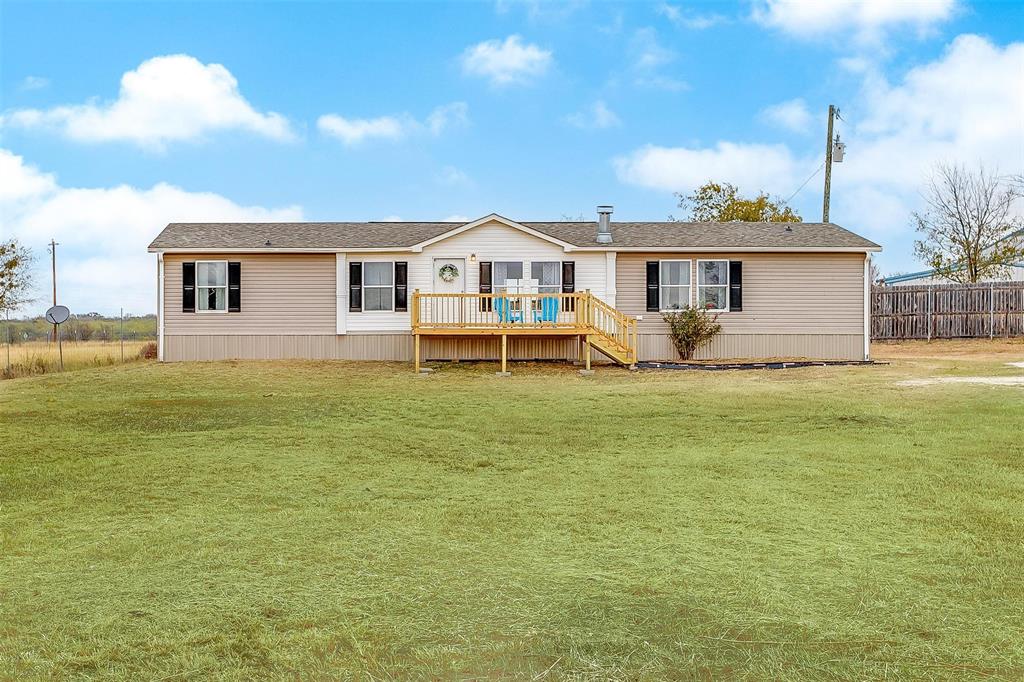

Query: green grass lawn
[{"left": 2, "top": 352, "right": 1023, "bottom": 679}]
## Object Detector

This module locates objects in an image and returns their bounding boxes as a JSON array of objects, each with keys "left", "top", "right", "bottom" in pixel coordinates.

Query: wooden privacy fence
[{"left": 872, "top": 282, "right": 1024, "bottom": 340}]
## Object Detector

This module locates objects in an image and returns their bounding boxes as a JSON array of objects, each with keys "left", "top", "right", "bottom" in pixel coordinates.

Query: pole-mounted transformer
[{"left": 822, "top": 104, "right": 845, "bottom": 222}]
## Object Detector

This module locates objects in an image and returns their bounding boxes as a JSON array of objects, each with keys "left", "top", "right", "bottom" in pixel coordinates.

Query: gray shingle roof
[
  {"left": 525, "top": 221, "right": 879, "bottom": 249},
  {"left": 148, "top": 218, "right": 880, "bottom": 251}
]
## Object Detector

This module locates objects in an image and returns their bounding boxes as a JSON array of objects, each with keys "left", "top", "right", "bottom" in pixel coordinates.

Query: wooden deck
[{"left": 410, "top": 291, "right": 638, "bottom": 372}]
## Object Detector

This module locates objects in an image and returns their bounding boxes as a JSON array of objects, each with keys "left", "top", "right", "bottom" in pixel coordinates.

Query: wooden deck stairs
[
  {"left": 411, "top": 290, "right": 638, "bottom": 371},
  {"left": 582, "top": 294, "right": 638, "bottom": 367},
  {"left": 587, "top": 332, "right": 635, "bottom": 366}
]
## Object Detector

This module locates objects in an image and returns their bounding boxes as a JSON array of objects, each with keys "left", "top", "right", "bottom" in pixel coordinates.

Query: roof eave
[
  {"left": 149, "top": 244, "right": 881, "bottom": 254},
  {"left": 148, "top": 246, "right": 419, "bottom": 254},
  {"left": 570, "top": 245, "right": 882, "bottom": 253}
]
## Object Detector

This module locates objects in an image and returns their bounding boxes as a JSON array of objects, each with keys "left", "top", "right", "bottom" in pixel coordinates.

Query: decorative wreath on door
[{"left": 438, "top": 263, "right": 460, "bottom": 283}]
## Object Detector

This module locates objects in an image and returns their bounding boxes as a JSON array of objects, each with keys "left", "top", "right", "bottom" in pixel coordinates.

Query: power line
[{"left": 784, "top": 161, "right": 825, "bottom": 206}]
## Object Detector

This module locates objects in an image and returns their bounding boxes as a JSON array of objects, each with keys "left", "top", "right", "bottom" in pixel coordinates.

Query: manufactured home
[{"left": 148, "top": 208, "right": 881, "bottom": 369}]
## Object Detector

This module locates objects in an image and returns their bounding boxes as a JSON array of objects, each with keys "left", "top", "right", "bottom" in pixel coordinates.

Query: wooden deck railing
[
  {"left": 413, "top": 292, "right": 588, "bottom": 331},
  {"left": 411, "top": 289, "right": 638, "bottom": 365}
]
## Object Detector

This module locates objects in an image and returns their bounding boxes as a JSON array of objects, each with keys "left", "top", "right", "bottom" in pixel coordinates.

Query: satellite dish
[{"left": 45, "top": 305, "right": 70, "bottom": 325}]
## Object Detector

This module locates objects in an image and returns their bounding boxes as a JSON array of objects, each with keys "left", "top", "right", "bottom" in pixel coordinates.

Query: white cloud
[
  {"left": 426, "top": 101, "right": 469, "bottom": 135},
  {"left": 19, "top": 76, "right": 50, "bottom": 91},
  {"left": 566, "top": 100, "right": 621, "bottom": 130},
  {"left": 460, "top": 35, "right": 553, "bottom": 86},
  {"left": 1, "top": 55, "right": 293, "bottom": 149},
  {"left": 657, "top": 2, "right": 725, "bottom": 30},
  {"left": 0, "top": 148, "right": 57, "bottom": 202},
  {"left": 751, "top": 0, "right": 957, "bottom": 42},
  {"left": 615, "top": 34, "right": 1024, "bottom": 267},
  {"left": 0, "top": 149, "right": 301, "bottom": 315},
  {"left": 837, "top": 34, "right": 1024, "bottom": 196},
  {"left": 318, "top": 102, "right": 468, "bottom": 146},
  {"left": 442, "top": 214, "right": 471, "bottom": 222},
  {"left": 629, "top": 28, "right": 688, "bottom": 91},
  {"left": 435, "top": 166, "right": 472, "bottom": 186},
  {"left": 761, "top": 98, "right": 814, "bottom": 133},
  {"left": 494, "top": 0, "right": 587, "bottom": 22},
  {"left": 615, "top": 141, "right": 802, "bottom": 194},
  {"left": 632, "top": 28, "right": 675, "bottom": 70},
  {"left": 317, "top": 114, "right": 407, "bottom": 145}
]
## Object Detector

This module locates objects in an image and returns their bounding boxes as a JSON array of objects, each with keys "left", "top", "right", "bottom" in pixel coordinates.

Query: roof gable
[{"left": 410, "top": 214, "right": 574, "bottom": 252}]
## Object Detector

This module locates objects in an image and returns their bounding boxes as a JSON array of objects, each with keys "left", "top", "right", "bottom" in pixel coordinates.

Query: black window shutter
[
  {"left": 729, "top": 261, "right": 743, "bottom": 312},
  {"left": 394, "top": 262, "right": 408, "bottom": 312},
  {"left": 646, "top": 261, "right": 660, "bottom": 312},
  {"left": 349, "top": 262, "right": 362, "bottom": 312},
  {"left": 228, "top": 262, "right": 241, "bottom": 312},
  {"left": 561, "top": 261, "right": 575, "bottom": 311},
  {"left": 182, "top": 262, "right": 195, "bottom": 313},
  {"left": 479, "top": 261, "right": 492, "bottom": 312}
]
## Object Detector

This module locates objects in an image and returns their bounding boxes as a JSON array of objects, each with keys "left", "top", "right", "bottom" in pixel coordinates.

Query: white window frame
[
  {"left": 696, "top": 259, "right": 730, "bottom": 313},
  {"left": 358, "top": 260, "right": 396, "bottom": 313},
  {"left": 530, "top": 261, "right": 562, "bottom": 295},
  {"left": 658, "top": 259, "right": 692, "bottom": 312},
  {"left": 195, "top": 260, "right": 229, "bottom": 314},
  {"left": 493, "top": 261, "right": 525, "bottom": 293}
]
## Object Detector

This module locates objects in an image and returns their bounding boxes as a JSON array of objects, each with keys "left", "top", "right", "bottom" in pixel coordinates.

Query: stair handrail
[{"left": 581, "top": 292, "right": 637, "bottom": 363}]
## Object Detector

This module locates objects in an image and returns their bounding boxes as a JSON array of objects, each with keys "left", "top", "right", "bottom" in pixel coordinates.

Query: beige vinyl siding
[
  {"left": 638, "top": 334, "right": 864, "bottom": 362},
  {"left": 164, "top": 253, "right": 336, "bottom": 335},
  {"left": 617, "top": 252, "right": 866, "bottom": 334},
  {"left": 163, "top": 334, "right": 578, "bottom": 362},
  {"left": 617, "top": 252, "right": 866, "bottom": 361}
]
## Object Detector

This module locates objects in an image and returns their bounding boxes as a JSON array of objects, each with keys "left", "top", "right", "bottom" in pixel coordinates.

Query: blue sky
[{"left": 2, "top": 0, "right": 1022, "bottom": 314}]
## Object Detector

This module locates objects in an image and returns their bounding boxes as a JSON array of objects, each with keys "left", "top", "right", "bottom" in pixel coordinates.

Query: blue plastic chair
[
  {"left": 532, "top": 296, "right": 559, "bottom": 324},
  {"left": 494, "top": 297, "right": 523, "bottom": 323}
]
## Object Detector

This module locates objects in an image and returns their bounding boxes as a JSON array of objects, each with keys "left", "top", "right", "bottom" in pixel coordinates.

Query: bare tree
[
  {"left": 913, "top": 163, "right": 1023, "bottom": 283},
  {"left": 869, "top": 258, "right": 881, "bottom": 285},
  {"left": 0, "top": 239, "right": 35, "bottom": 315}
]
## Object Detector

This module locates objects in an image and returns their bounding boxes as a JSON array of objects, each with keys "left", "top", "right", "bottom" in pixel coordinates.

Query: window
[
  {"left": 493, "top": 261, "right": 524, "bottom": 293},
  {"left": 697, "top": 260, "right": 729, "bottom": 311},
  {"left": 530, "top": 261, "right": 561, "bottom": 294},
  {"left": 659, "top": 260, "right": 691, "bottom": 310},
  {"left": 196, "top": 261, "right": 227, "bottom": 312},
  {"left": 363, "top": 262, "right": 394, "bottom": 311}
]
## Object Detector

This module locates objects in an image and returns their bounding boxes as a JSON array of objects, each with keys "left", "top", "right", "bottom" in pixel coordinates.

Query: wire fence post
[{"left": 120, "top": 307, "right": 124, "bottom": 363}]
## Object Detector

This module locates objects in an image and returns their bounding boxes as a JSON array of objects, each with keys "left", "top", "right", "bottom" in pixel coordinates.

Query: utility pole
[
  {"left": 50, "top": 239, "right": 59, "bottom": 344},
  {"left": 822, "top": 105, "right": 838, "bottom": 222},
  {"left": 49, "top": 239, "right": 63, "bottom": 370}
]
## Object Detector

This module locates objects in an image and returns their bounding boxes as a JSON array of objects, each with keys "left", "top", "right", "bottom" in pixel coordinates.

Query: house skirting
[
  {"left": 162, "top": 333, "right": 866, "bottom": 362},
  {"left": 640, "top": 333, "right": 865, "bottom": 362}
]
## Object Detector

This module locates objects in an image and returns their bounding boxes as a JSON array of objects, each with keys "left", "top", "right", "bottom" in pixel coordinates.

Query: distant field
[
  {"left": 1, "top": 340, "right": 150, "bottom": 379},
  {"left": 1, "top": 343, "right": 1022, "bottom": 679}
]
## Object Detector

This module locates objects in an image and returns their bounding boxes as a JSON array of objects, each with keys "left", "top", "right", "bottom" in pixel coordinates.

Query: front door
[{"left": 433, "top": 258, "right": 466, "bottom": 294}]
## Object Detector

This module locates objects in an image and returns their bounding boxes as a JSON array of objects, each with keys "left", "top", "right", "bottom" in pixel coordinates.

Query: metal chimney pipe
[{"left": 596, "top": 205, "right": 613, "bottom": 243}]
